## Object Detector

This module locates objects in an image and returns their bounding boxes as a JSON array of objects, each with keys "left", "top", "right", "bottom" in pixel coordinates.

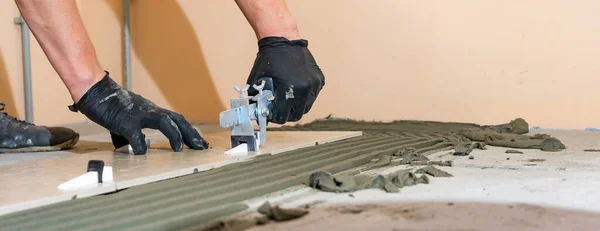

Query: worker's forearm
[
  {"left": 14, "top": 0, "right": 105, "bottom": 103},
  {"left": 235, "top": 0, "right": 300, "bottom": 40}
]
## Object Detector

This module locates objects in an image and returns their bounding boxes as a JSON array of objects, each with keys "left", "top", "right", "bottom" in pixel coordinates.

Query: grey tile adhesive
[{"left": 0, "top": 118, "right": 555, "bottom": 231}]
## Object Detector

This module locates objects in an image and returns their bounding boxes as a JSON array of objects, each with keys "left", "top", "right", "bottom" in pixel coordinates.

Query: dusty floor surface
[
  {"left": 0, "top": 118, "right": 590, "bottom": 231},
  {"left": 244, "top": 201, "right": 600, "bottom": 231}
]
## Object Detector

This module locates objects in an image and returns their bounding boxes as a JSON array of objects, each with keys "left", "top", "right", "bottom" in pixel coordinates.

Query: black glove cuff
[
  {"left": 258, "top": 36, "right": 308, "bottom": 49},
  {"left": 68, "top": 71, "right": 116, "bottom": 113}
]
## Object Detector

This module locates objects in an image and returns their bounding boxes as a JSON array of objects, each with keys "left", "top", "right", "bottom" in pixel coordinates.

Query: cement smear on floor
[
  {"left": 0, "top": 118, "right": 561, "bottom": 231},
  {"left": 243, "top": 201, "right": 600, "bottom": 231},
  {"left": 276, "top": 118, "right": 565, "bottom": 152}
]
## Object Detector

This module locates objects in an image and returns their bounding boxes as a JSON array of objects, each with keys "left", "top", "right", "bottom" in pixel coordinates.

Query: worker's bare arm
[
  {"left": 14, "top": 0, "right": 104, "bottom": 103},
  {"left": 235, "top": 0, "right": 325, "bottom": 124},
  {"left": 14, "top": 0, "right": 208, "bottom": 154},
  {"left": 234, "top": 0, "right": 300, "bottom": 40}
]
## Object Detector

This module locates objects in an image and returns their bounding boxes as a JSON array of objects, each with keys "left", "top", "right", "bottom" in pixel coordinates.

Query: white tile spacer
[
  {"left": 57, "top": 166, "right": 113, "bottom": 191},
  {"left": 225, "top": 143, "right": 249, "bottom": 155}
]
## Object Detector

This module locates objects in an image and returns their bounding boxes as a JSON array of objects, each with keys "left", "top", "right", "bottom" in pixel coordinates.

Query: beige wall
[
  {"left": 1, "top": 1, "right": 599, "bottom": 129},
  {"left": 0, "top": 3, "right": 23, "bottom": 118}
]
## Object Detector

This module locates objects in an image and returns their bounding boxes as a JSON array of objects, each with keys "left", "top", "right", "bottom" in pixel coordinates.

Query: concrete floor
[
  {"left": 233, "top": 129, "right": 600, "bottom": 230},
  {"left": 245, "top": 202, "right": 600, "bottom": 231}
]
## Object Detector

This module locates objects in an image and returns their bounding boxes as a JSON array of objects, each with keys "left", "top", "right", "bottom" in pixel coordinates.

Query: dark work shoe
[{"left": 0, "top": 102, "right": 80, "bottom": 153}]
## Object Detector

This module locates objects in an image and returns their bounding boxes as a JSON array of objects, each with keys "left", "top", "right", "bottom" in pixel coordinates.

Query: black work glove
[
  {"left": 246, "top": 36, "right": 325, "bottom": 124},
  {"left": 69, "top": 72, "right": 209, "bottom": 155}
]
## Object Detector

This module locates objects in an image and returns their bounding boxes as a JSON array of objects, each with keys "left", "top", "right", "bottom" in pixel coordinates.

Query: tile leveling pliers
[{"left": 219, "top": 78, "right": 274, "bottom": 152}]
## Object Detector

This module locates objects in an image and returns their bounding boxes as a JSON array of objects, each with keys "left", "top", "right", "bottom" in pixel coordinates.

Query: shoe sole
[{"left": 0, "top": 133, "right": 80, "bottom": 154}]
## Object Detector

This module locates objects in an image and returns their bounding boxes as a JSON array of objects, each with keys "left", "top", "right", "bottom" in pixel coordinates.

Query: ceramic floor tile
[
  {"left": 0, "top": 124, "right": 361, "bottom": 216},
  {"left": 0, "top": 152, "right": 73, "bottom": 166}
]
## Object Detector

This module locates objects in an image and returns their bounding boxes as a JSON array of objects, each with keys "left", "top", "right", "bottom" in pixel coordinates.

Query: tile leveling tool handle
[{"left": 219, "top": 78, "right": 274, "bottom": 152}]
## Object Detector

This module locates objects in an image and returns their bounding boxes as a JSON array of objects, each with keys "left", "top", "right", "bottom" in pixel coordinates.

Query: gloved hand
[
  {"left": 246, "top": 36, "right": 325, "bottom": 124},
  {"left": 69, "top": 72, "right": 209, "bottom": 155}
]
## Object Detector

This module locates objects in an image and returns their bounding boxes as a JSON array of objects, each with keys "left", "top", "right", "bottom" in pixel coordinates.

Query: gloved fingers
[
  {"left": 110, "top": 132, "right": 129, "bottom": 149},
  {"left": 151, "top": 113, "right": 184, "bottom": 152},
  {"left": 167, "top": 111, "right": 209, "bottom": 150},
  {"left": 286, "top": 95, "right": 309, "bottom": 122},
  {"left": 270, "top": 81, "right": 313, "bottom": 123},
  {"left": 269, "top": 85, "right": 294, "bottom": 124},
  {"left": 303, "top": 90, "right": 318, "bottom": 114},
  {"left": 303, "top": 77, "right": 324, "bottom": 114},
  {"left": 269, "top": 101, "right": 291, "bottom": 124},
  {"left": 124, "top": 129, "right": 148, "bottom": 155},
  {"left": 285, "top": 81, "right": 311, "bottom": 122},
  {"left": 272, "top": 97, "right": 307, "bottom": 123}
]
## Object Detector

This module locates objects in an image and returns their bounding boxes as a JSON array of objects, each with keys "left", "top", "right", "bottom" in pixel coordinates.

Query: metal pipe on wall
[
  {"left": 123, "top": 0, "right": 132, "bottom": 90},
  {"left": 13, "top": 1, "right": 130, "bottom": 122},
  {"left": 14, "top": 17, "right": 34, "bottom": 123}
]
